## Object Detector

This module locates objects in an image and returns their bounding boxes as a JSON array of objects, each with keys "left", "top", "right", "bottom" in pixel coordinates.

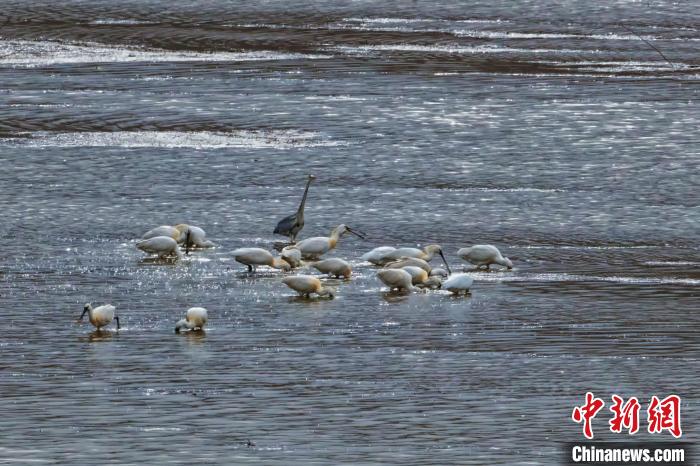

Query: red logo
[
  {"left": 572, "top": 392, "right": 605, "bottom": 439},
  {"left": 572, "top": 393, "right": 682, "bottom": 439},
  {"left": 647, "top": 395, "right": 682, "bottom": 438},
  {"left": 609, "top": 395, "right": 641, "bottom": 434}
]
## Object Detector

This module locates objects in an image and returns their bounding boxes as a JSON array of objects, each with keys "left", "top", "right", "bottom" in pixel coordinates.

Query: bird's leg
[
  {"left": 485, "top": 264, "right": 491, "bottom": 272},
  {"left": 247, "top": 264, "right": 253, "bottom": 273}
]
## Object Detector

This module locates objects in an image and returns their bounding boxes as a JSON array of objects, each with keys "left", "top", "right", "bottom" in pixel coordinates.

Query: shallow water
[{"left": 1, "top": 1, "right": 698, "bottom": 464}]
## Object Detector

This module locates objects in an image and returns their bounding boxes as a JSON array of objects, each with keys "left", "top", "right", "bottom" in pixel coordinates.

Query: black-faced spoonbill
[
  {"left": 175, "top": 307, "right": 208, "bottom": 333},
  {"left": 311, "top": 258, "right": 352, "bottom": 279},
  {"left": 295, "top": 224, "right": 366, "bottom": 260},
  {"left": 361, "top": 246, "right": 396, "bottom": 265},
  {"left": 401, "top": 266, "right": 442, "bottom": 289},
  {"left": 231, "top": 247, "right": 292, "bottom": 273},
  {"left": 376, "top": 245, "right": 451, "bottom": 273},
  {"left": 282, "top": 275, "right": 334, "bottom": 298},
  {"left": 376, "top": 269, "right": 419, "bottom": 292},
  {"left": 136, "top": 235, "right": 181, "bottom": 259},
  {"left": 442, "top": 273, "right": 474, "bottom": 295},
  {"left": 174, "top": 224, "right": 215, "bottom": 248},
  {"left": 384, "top": 257, "right": 432, "bottom": 272},
  {"left": 142, "top": 225, "right": 181, "bottom": 241},
  {"left": 458, "top": 245, "right": 512, "bottom": 271},
  {"left": 77, "top": 303, "right": 120, "bottom": 331}
]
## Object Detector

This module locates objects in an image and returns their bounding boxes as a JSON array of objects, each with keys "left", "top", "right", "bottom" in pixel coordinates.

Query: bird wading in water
[{"left": 274, "top": 174, "right": 315, "bottom": 243}]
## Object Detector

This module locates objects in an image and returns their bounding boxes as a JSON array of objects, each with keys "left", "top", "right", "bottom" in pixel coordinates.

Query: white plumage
[
  {"left": 282, "top": 275, "right": 334, "bottom": 298},
  {"left": 232, "top": 247, "right": 291, "bottom": 272},
  {"left": 376, "top": 269, "right": 418, "bottom": 292},
  {"left": 136, "top": 236, "right": 181, "bottom": 258},
  {"left": 78, "top": 303, "right": 119, "bottom": 330},
  {"left": 442, "top": 273, "right": 474, "bottom": 295},
  {"left": 312, "top": 258, "right": 352, "bottom": 278},
  {"left": 401, "top": 266, "right": 442, "bottom": 288},
  {"left": 361, "top": 246, "right": 396, "bottom": 265},
  {"left": 142, "top": 225, "right": 180, "bottom": 241},
  {"left": 457, "top": 245, "right": 512, "bottom": 270},
  {"left": 280, "top": 246, "right": 302, "bottom": 268},
  {"left": 295, "top": 224, "right": 365, "bottom": 260},
  {"left": 384, "top": 257, "right": 432, "bottom": 272},
  {"left": 175, "top": 307, "right": 208, "bottom": 333},
  {"left": 175, "top": 224, "right": 215, "bottom": 248}
]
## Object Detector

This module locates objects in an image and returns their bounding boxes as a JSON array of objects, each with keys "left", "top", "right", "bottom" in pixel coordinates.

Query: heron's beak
[
  {"left": 114, "top": 316, "right": 120, "bottom": 330},
  {"left": 185, "top": 230, "right": 192, "bottom": 255},
  {"left": 346, "top": 227, "right": 366, "bottom": 239},
  {"left": 439, "top": 250, "right": 452, "bottom": 275},
  {"left": 78, "top": 308, "right": 88, "bottom": 322}
]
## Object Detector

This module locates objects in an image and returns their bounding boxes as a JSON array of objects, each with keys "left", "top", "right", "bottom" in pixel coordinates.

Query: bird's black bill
[
  {"left": 439, "top": 251, "right": 452, "bottom": 275},
  {"left": 114, "top": 316, "right": 120, "bottom": 330},
  {"left": 346, "top": 227, "right": 367, "bottom": 239},
  {"left": 79, "top": 309, "right": 88, "bottom": 321},
  {"left": 185, "top": 230, "right": 192, "bottom": 255}
]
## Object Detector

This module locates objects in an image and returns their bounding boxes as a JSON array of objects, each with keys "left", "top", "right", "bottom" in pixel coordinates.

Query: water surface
[{"left": 1, "top": 1, "right": 698, "bottom": 464}]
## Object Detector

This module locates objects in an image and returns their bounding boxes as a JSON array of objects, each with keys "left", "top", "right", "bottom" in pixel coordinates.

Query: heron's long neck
[
  {"left": 296, "top": 178, "right": 312, "bottom": 216},
  {"left": 495, "top": 255, "right": 508, "bottom": 267}
]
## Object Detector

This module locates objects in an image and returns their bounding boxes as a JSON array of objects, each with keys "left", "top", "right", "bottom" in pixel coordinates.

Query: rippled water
[{"left": 1, "top": 1, "right": 698, "bottom": 464}]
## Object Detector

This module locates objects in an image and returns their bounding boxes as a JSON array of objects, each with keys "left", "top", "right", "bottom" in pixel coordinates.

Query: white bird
[
  {"left": 377, "top": 244, "right": 451, "bottom": 271},
  {"left": 136, "top": 236, "right": 181, "bottom": 258},
  {"left": 142, "top": 225, "right": 181, "bottom": 241},
  {"left": 282, "top": 275, "right": 334, "bottom": 298},
  {"left": 361, "top": 246, "right": 396, "bottom": 265},
  {"left": 429, "top": 267, "right": 449, "bottom": 278},
  {"left": 77, "top": 303, "right": 119, "bottom": 330},
  {"left": 175, "top": 307, "right": 208, "bottom": 333},
  {"left": 175, "top": 224, "right": 215, "bottom": 248},
  {"left": 384, "top": 257, "right": 432, "bottom": 272},
  {"left": 376, "top": 269, "right": 419, "bottom": 292},
  {"left": 457, "top": 245, "right": 513, "bottom": 271},
  {"left": 231, "top": 247, "right": 291, "bottom": 273},
  {"left": 280, "top": 246, "right": 302, "bottom": 269},
  {"left": 402, "top": 266, "right": 442, "bottom": 289},
  {"left": 442, "top": 273, "right": 474, "bottom": 295},
  {"left": 311, "top": 258, "right": 352, "bottom": 278},
  {"left": 295, "top": 224, "right": 365, "bottom": 260}
]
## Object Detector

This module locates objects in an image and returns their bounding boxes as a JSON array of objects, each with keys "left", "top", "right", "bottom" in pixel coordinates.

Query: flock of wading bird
[{"left": 77, "top": 175, "right": 513, "bottom": 334}]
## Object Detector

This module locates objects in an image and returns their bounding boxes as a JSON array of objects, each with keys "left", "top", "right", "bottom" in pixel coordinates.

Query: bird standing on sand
[
  {"left": 77, "top": 303, "right": 120, "bottom": 331},
  {"left": 175, "top": 307, "right": 208, "bottom": 333},
  {"left": 295, "top": 224, "right": 366, "bottom": 260},
  {"left": 458, "top": 245, "right": 512, "bottom": 271},
  {"left": 274, "top": 175, "right": 315, "bottom": 242},
  {"left": 282, "top": 275, "right": 334, "bottom": 298}
]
